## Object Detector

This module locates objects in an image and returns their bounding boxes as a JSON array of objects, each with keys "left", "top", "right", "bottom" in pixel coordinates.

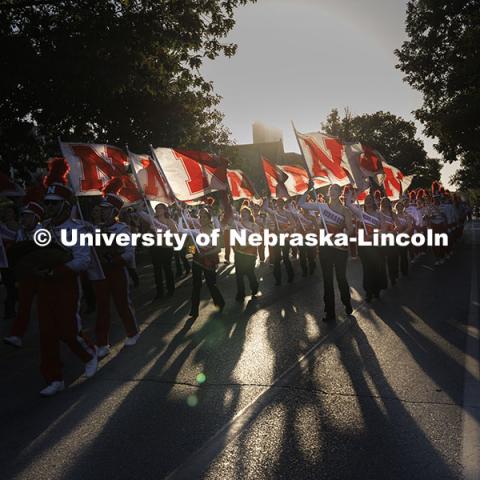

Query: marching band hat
[{"left": 22, "top": 201, "right": 44, "bottom": 220}]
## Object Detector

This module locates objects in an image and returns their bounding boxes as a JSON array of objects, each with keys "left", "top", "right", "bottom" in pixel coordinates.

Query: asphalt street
[{"left": 0, "top": 221, "right": 479, "bottom": 480}]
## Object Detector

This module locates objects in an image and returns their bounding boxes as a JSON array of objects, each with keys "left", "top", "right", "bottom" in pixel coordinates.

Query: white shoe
[
  {"left": 124, "top": 333, "right": 140, "bottom": 347},
  {"left": 84, "top": 354, "right": 98, "bottom": 378},
  {"left": 96, "top": 345, "right": 111, "bottom": 359},
  {"left": 40, "top": 381, "right": 65, "bottom": 397},
  {"left": 4, "top": 335, "right": 22, "bottom": 348},
  {"left": 434, "top": 260, "right": 440, "bottom": 266}
]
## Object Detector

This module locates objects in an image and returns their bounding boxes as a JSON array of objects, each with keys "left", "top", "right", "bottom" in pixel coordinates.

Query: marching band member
[
  {"left": 37, "top": 169, "right": 97, "bottom": 396},
  {"left": 251, "top": 203, "right": 266, "bottom": 262},
  {"left": 150, "top": 203, "right": 177, "bottom": 300},
  {"left": 263, "top": 198, "right": 294, "bottom": 285},
  {"left": 289, "top": 202, "right": 317, "bottom": 277},
  {"left": 93, "top": 190, "right": 140, "bottom": 359},
  {"left": 299, "top": 184, "right": 354, "bottom": 322},
  {"left": 425, "top": 184, "right": 447, "bottom": 265},
  {"left": 345, "top": 189, "right": 386, "bottom": 302},
  {"left": 439, "top": 191, "right": 458, "bottom": 259},
  {"left": 178, "top": 207, "right": 225, "bottom": 319},
  {"left": 405, "top": 191, "right": 419, "bottom": 263},
  {"left": 232, "top": 206, "right": 259, "bottom": 301},
  {"left": 394, "top": 199, "right": 414, "bottom": 278},
  {"left": 379, "top": 197, "right": 399, "bottom": 286},
  {"left": 3, "top": 202, "right": 44, "bottom": 348}
]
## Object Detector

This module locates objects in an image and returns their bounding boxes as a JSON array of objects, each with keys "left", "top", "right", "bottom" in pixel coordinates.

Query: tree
[
  {"left": 0, "top": 0, "right": 256, "bottom": 177},
  {"left": 395, "top": 0, "right": 480, "bottom": 190},
  {"left": 321, "top": 108, "right": 441, "bottom": 189}
]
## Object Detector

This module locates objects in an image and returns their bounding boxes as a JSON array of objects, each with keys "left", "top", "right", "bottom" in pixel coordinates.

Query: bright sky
[{"left": 202, "top": 0, "right": 459, "bottom": 188}]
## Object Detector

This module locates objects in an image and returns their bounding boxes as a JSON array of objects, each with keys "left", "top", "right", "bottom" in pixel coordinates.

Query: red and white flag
[
  {"left": 129, "top": 152, "right": 173, "bottom": 204},
  {"left": 343, "top": 143, "right": 384, "bottom": 191},
  {"left": 277, "top": 165, "right": 329, "bottom": 196},
  {"left": 262, "top": 156, "right": 289, "bottom": 198},
  {"left": 227, "top": 169, "right": 255, "bottom": 200},
  {"left": 295, "top": 130, "right": 349, "bottom": 186},
  {"left": 153, "top": 148, "right": 228, "bottom": 202},
  {"left": 60, "top": 142, "right": 141, "bottom": 203},
  {"left": 381, "top": 162, "right": 413, "bottom": 201}
]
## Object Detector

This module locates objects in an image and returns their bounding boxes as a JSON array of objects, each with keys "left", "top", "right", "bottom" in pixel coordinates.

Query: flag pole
[
  {"left": 58, "top": 136, "right": 105, "bottom": 280},
  {"left": 291, "top": 121, "right": 329, "bottom": 233}
]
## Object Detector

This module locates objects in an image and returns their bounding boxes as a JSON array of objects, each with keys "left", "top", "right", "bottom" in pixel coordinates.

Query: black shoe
[
  {"left": 345, "top": 304, "right": 353, "bottom": 315},
  {"left": 251, "top": 286, "right": 259, "bottom": 297},
  {"left": 366, "top": 293, "right": 373, "bottom": 303}
]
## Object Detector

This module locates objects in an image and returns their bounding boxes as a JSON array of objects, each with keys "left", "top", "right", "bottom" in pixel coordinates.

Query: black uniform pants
[
  {"left": 174, "top": 247, "right": 191, "bottom": 276},
  {"left": 382, "top": 246, "right": 399, "bottom": 286},
  {"left": 270, "top": 244, "right": 294, "bottom": 284},
  {"left": 150, "top": 246, "right": 174, "bottom": 296},
  {"left": 299, "top": 245, "right": 316, "bottom": 276},
  {"left": 234, "top": 251, "right": 258, "bottom": 298},
  {"left": 190, "top": 262, "right": 225, "bottom": 317},
  {"left": 358, "top": 246, "right": 385, "bottom": 298},
  {"left": 319, "top": 247, "right": 351, "bottom": 318}
]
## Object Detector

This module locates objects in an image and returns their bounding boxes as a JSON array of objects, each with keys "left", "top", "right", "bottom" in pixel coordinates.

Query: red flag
[
  {"left": 277, "top": 165, "right": 329, "bottom": 196},
  {"left": 153, "top": 148, "right": 228, "bottom": 201},
  {"left": 382, "top": 162, "right": 413, "bottom": 201},
  {"left": 129, "top": 152, "right": 173, "bottom": 204},
  {"left": 60, "top": 143, "right": 141, "bottom": 203},
  {"left": 262, "top": 156, "right": 289, "bottom": 198},
  {"left": 295, "top": 131, "right": 349, "bottom": 186},
  {"left": 227, "top": 169, "right": 255, "bottom": 200}
]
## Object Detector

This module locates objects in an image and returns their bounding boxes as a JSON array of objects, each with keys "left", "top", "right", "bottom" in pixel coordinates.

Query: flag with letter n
[
  {"left": 60, "top": 142, "right": 141, "bottom": 203},
  {"left": 152, "top": 147, "right": 228, "bottom": 202}
]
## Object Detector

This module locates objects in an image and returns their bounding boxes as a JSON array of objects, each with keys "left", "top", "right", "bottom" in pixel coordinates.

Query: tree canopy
[
  {"left": 321, "top": 108, "right": 441, "bottom": 189},
  {"left": 395, "top": 0, "right": 480, "bottom": 190},
  {"left": 0, "top": 0, "right": 256, "bottom": 176}
]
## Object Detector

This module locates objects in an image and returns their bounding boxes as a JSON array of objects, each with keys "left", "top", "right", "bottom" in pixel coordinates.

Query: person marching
[
  {"left": 37, "top": 162, "right": 97, "bottom": 396},
  {"left": 289, "top": 201, "right": 317, "bottom": 277},
  {"left": 394, "top": 199, "right": 414, "bottom": 278},
  {"left": 299, "top": 184, "right": 354, "bottom": 322},
  {"left": 439, "top": 190, "right": 458, "bottom": 260},
  {"left": 345, "top": 189, "right": 386, "bottom": 302},
  {"left": 150, "top": 203, "right": 177, "bottom": 301},
  {"left": 179, "top": 207, "right": 225, "bottom": 319},
  {"left": 93, "top": 187, "right": 140, "bottom": 359},
  {"left": 232, "top": 206, "right": 259, "bottom": 302},
  {"left": 379, "top": 197, "right": 399, "bottom": 287},
  {"left": 263, "top": 198, "right": 294, "bottom": 285},
  {"left": 251, "top": 203, "right": 266, "bottom": 263},
  {"left": 3, "top": 202, "right": 45, "bottom": 348},
  {"left": 426, "top": 182, "right": 448, "bottom": 265}
]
